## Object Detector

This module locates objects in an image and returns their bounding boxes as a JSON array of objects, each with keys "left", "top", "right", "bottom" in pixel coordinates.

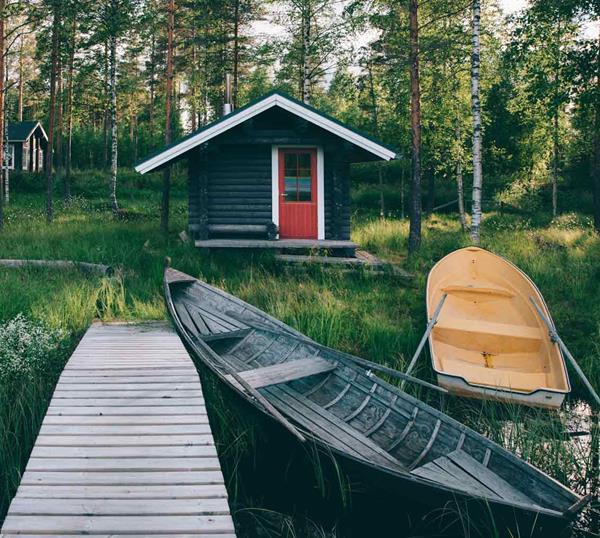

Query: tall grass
[{"left": 0, "top": 175, "right": 598, "bottom": 535}]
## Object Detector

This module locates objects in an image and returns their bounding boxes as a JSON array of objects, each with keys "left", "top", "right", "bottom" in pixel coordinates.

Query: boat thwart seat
[
  {"left": 442, "top": 283, "right": 515, "bottom": 298},
  {"left": 225, "top": 358, "right": 337, "bottom": 389}
]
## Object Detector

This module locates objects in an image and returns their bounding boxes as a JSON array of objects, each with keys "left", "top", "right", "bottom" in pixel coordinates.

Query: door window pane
[{"left": 282, "top": 151, "right": 313, "bottom": 202}]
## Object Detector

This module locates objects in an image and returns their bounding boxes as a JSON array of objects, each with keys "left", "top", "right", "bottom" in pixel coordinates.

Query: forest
[
  {"left": 0, "top": 0, "right": 599, "bottom": 537},
  {"left": 0, "top": 0, "right": 597, "bottom": 241}
]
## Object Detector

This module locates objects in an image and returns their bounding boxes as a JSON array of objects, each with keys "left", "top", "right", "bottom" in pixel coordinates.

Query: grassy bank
[{"left": 0, "top": 172, "right": 598, "bottom": 535}]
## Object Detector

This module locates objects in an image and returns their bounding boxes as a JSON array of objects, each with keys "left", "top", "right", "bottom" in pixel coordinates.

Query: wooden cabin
[
  {"left": 135, "top": 91, "right": 396, "bottom": 254},
  {"left": 7, "top": 121, "right": 48, "bottom": 172}
]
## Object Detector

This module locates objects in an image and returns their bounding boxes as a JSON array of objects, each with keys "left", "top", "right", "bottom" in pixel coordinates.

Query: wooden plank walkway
[{"left": 1, "top": 322, "right": 237, "bottom": 537}]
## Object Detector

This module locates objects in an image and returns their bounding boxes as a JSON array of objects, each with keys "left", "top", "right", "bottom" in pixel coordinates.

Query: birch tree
[
  {"left": 92, "top": 0, "right": 138, "bottom": 214},
  {"left": 470, "top": 0, "right": 483, "bottom": 245},
  {"left": 0, "top": 0, "right": 4, "bottom": 230}
]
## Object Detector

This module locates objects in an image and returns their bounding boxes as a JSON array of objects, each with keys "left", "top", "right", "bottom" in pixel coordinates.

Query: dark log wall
[
  {"left": 206, "top": 144, "right": 271, "bottom": 229},
  {"left": 187, "top": 108, "right": 356, "bottom": 240},
  {"left": 324, "top": 153, "right": 351, "bottom": 240}
]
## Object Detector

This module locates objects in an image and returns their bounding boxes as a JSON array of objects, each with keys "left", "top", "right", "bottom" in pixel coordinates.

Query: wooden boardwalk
[{"left": 1, "top": 322, "right": 236, "bottom": 537}]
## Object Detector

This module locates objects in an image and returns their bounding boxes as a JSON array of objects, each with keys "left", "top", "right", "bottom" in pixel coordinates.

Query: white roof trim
[
  {"left": 135, "top": 94, "right": 395, "bottom": 174},
  {"left": 8, "top": 121, "right": 48, "bottom": 143}
]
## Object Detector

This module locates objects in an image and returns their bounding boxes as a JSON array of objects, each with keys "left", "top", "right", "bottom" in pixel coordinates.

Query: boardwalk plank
[
  {"left": 16, "top": 484, "right": 228, "bottom": 499},
  {"left": 36, "top": 434, "right": 215, "bottom": 446},
  {"left": 39, "top": 424, "right": 211, "bottom": 435},
  {"left": 31, "top": 445, "right": 218, "bottom": 459},
  {"left": 1, "top": 323, "right": 236, "bottom": 537},
  {"left": 42, "top": 414, "right": 208, "bottom": 425},
  {"left": 8, "top": 498, "right": 230, "bottom": 516},
  {"left": 1, "top": 515, "right": 236, "bottom": 534}
]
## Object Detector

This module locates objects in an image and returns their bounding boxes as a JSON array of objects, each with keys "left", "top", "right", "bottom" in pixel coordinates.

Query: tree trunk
[
  {"left": 149, "top": 34, "right": 156, "bottom": 127},
  {"left": 161, "top": 0, "right": 175, "bottom": 233},
  {"left": 301, "top": 3, "right": 311, "bottom": 103},
  {"left": 594, "top": 23, "right": 600, "bottom": 233},
  {"left": 3, "top": 65, "right": 8, "bottom": 202},
  {"left": 17, "top": 37, "right": 23, "bottom": 122},
  {"left": 455, "top": 109, "right": 467, "bottom": 231},
  {"left": 232, "top": 0, "right": 240, "bottom": 108},
  {"left": 56, "top": 57, "right": 63, "bottom": 172},
  {"left": 191, "top": 38, "right": 197, "bottom": 131},
  {"left": 103, "top": 40, "right": 109, "bottom": 168},
  {"left": 46, "top": 1, "right": 60, "bottom": 223},
  {"left": 65, "top": 20, "right": 75, "bottom": 199},
  {"left": 109, "top": 34, "right": 118, "bottom": 214},
  {"left": 552, "top": 108, "right": 559, "bottom": 218},
  {"left": 470, "top": 0, "right": 483, "bottom": 245},
  {"left": 551, "top": 22, "right": 562, "bottom": 219},
  {"left": 408, "top": 0, "right": 422, "bottom": 253},
  {"left": 367, "top": 61, "right": 385, "bottom": 218}
]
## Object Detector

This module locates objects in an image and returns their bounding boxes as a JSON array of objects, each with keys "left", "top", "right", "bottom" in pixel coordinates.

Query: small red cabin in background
[{"left": 135, "top": 91, "right": 396, "bottom": 255}]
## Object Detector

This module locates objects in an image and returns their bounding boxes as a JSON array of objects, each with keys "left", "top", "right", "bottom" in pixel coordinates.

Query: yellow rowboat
[{"left": 426, "top": 247, "right": 570, "bottom": 408}]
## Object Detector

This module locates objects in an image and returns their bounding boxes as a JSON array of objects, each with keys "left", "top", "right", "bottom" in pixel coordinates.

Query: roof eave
[{"left": 135, "top": 93, "right": 396, "bottom": 175}]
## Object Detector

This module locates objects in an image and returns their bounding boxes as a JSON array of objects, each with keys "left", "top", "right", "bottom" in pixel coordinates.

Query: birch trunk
[
  {"left": 109, "top": 34, "right": 118, "bottom": 214},
  {"left": 56, "top": 57, "right": 63, "bottom": 172},
  {"left": 161, "top": 0, "right": 175, "bottom": 233},
  {"left": 17, "top": 37, "right": 23, "bottom": 122},
  {"left": 408, "top": 0, "right": 422, "bottom": 253},
  {"left": 46, "top": 1, "right": 60, "bottom": 223},
  {"left": 3, "top": 66, "right": 8, "bottom": 202},
  {"left": 469, "top": 0, "right": 483, "bottom": 245},
  {"left": 301, "top": 3, "right": 311, "bottom": 103},
  {"left": 455, "top": 107, "right": 467, "bottom": 231}
]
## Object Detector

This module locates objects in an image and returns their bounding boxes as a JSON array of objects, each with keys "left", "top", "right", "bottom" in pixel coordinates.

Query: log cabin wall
[{"left": 186, "top": 108, "right": 354, "bottom": 241}]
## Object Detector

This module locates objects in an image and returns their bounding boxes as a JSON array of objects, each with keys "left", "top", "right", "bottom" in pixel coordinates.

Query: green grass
[{"left": 0, "top": 171, "right": 598, "bottom": 535}]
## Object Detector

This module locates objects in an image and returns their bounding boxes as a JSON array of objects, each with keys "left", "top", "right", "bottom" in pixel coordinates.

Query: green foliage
[{"left": 0, "top": 315, "right": 65, "bottom": 384}]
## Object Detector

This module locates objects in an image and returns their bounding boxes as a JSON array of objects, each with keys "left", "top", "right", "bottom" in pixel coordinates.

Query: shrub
[{"left": 0, "top": 314, "right": 65, "bottom": 384}]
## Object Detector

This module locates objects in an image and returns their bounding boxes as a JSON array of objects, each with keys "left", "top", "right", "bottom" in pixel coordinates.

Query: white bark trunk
[
  {"left": 109, "top": 34, "right": 118, "bottom": 213},
  {"left": 470, "top": 0, "right": 483, "bottom": 245},
  {"left": 301, "top": 4, "right": 311, "bottom": 103}
]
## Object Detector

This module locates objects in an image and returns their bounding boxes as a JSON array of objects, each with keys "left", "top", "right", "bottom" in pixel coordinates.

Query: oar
[
  {"left": 400, "top": 293, "right": 448, "bottom": 389},
  {"left": 529, "top": 296, "right": 600, "bottom": 408}
]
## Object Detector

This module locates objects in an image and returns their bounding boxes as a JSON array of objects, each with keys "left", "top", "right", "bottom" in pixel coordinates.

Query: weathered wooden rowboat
[
  {"left": 164, "top": 267, "right": 587, "bottom": 532},
  {"left": 427, "top": 247, "right": 571, "bottom": 408}
]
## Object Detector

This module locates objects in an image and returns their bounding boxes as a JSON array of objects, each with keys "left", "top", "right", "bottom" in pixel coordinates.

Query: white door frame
[{"left": 271, "top": 145, "right": 324, "bottom": 240}]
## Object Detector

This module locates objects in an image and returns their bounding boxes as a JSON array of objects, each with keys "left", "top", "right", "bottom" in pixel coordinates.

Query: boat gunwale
[
  {"left": 163, "top": 268, "right": 581, "bottom": 520},
  {"left": 425, "top": 247, "right": 572, "bottom": 397}
]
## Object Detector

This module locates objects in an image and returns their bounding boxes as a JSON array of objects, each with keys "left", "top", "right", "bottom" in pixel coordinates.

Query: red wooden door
[{"left": 278, "top": 148, "right": 318, "bottom": 239}]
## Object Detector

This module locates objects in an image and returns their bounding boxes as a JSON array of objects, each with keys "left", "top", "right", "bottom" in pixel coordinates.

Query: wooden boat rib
[
  {"left": 427, "top": 247, "right": 570, "bottom": 408},
  {"left": 164, "top": 267, "right": 585, "bottom": 529}
]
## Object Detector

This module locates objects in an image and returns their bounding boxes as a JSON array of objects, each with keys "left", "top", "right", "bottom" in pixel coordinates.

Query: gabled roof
[
  {"left": 7, "top": 121, "right": 48, "bottom": 142},
  {"left": 135, "top": 90, "right": 396, "bottom": 174}
]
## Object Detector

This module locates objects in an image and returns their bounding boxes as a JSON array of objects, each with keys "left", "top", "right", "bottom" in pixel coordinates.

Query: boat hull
[
  {"left": 436, "top": 372, "right": 566, "bottom": 409},
  {"left": 426, "top": 247, "right": 570, "bottom": 407},
  {"left": 163, "top": 267, "right": 584, "bottom": 533}
]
